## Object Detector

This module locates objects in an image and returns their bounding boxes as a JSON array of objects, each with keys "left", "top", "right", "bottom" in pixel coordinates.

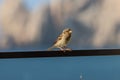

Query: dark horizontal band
[{"left": 0, "top": 49, "right": 120, "bottom": 59}]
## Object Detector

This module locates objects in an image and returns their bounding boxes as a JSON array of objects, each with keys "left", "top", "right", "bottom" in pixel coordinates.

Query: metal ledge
[{"left": 0, "top": 49, "right": 120, "bottom": 59}]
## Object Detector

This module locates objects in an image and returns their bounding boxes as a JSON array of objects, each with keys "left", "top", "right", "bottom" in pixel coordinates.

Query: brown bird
[{"left": 48, "top": 28, "right": 72, "bottom": 51}]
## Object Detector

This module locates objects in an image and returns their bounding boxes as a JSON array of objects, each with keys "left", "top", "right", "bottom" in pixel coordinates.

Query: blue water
[{"left": 0, "top": 56, "right": 120, "bottom": 80}]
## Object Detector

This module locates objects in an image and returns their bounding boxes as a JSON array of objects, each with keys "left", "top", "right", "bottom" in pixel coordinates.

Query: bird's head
[{"left": 63, "top": 28, "right": 72, "bottom": 34}]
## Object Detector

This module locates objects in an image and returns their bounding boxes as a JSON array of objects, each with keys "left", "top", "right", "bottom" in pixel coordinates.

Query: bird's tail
[{"left": 47, "top": 46, "right": 55, "bottom": 51}]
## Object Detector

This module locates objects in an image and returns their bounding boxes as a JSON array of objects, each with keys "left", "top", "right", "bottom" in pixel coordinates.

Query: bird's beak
[{"left": 69, "top": 30, "right": 72, "bottom": 33}]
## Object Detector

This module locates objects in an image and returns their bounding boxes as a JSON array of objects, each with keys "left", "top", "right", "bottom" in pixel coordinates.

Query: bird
[{"left": 48, "top": 28, "right": 72, "bottom": 51}]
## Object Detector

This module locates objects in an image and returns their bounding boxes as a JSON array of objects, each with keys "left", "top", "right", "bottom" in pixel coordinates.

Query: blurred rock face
[
  {"left": 0, "top": 0, "right": 120, "bottom": 50},
  {"left": 0, "top": 0, "right": 47, "bottom": 49}
]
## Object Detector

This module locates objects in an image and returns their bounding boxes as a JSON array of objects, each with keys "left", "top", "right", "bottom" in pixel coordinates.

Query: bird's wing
[{"left": 53, "top": 33, "right": 63, "bottom": 44}]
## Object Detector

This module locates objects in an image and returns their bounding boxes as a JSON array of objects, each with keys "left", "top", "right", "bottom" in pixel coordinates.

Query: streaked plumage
[{"left": 48, "top": 28, "right": 72, "bottom": 51}]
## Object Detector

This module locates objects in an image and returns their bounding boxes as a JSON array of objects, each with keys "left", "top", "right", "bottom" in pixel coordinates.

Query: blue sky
[
  {"left": 24, "top": 0, "right": 49, "bottom": 10},
  {"left": 0, "top": 0, "right": 3, "bottom": 3},
  {"left": 0, "top": 0, "right": 49, "bottom": 9}
]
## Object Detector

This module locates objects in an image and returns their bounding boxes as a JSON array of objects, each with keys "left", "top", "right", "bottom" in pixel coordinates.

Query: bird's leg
[
  {"left": 63, "top": 46, "right": 67, "bottom": 49},
  {"left": 58, "top": 47, "right": 63, "bottom": 50},
  {"left": 59, "top": 47, "right": 66, "bottom": 52},
  {"left": 64, "top": 46, "right": 72, "bottom": 51}
]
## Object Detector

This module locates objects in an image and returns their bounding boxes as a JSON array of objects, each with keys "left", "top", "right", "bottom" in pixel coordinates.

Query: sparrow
[{"left": 48, "top": 28, "right": 72, "bottom": 51}]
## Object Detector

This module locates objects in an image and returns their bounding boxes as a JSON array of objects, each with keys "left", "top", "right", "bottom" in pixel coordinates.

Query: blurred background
[
  {"left": 1, "top": 1, "right": 120, "bottom": 80},
  {"left": 0, "top": 0, "right": 120, "bottom": 51}
]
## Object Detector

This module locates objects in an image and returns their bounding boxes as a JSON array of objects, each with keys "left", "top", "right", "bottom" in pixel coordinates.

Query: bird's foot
[
  {"left": 60, "top": 48, "right": 72, "bottom": 52},
  {"left": 65, "top": 48, "right": 72, "bottom": 51}
]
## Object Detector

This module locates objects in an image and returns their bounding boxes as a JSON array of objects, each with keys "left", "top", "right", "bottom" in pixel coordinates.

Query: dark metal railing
[{"left": 0, "top": 49, "right": 120, "bottom": 59}]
